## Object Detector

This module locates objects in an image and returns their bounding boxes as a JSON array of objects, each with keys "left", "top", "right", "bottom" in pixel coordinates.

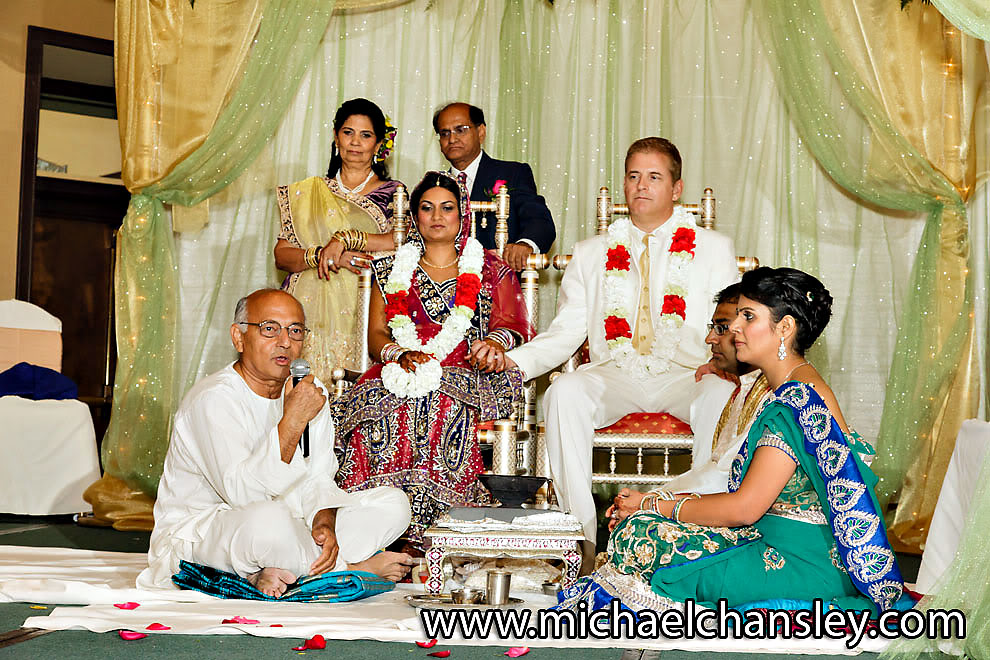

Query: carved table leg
[
  {"left": 561, "top": 548, "right": 581, "bottom": 588},
  {"left": 426, "top": 545, "right": 446, "bottom": 595}
]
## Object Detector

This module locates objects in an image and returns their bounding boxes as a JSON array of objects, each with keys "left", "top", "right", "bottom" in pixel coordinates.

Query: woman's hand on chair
[
  {"left": 319, "top": 238, "right": 346, "bottom": 278},
  {"left": 398, "top": 350, "right": 432, "bottom": 373},
  {"left": 469, "top": 339, "right": 506, "bottom": 373}
]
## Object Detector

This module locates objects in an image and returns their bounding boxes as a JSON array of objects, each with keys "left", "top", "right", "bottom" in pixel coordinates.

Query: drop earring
[{"left": 778, "top": 337, "right": 787, "bottom": 361}]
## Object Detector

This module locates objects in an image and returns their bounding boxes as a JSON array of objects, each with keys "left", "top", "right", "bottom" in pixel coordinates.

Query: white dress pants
[
  {"left": 188, "top": 486, "right": 410, "bottom": 579},
  {"left": 543, "top": 362, "right": 733, "bottom": 542}
]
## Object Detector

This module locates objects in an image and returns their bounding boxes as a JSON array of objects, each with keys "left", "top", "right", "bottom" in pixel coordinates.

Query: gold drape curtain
[
  {"left": 822, "top": 0, "right": 989, "bottom": 552},
  {"left": 85, "top": 0, "right": 263, "bottom": 528},
  {"left": 116, "top": 0, "right": 263, "bottom": 190}
]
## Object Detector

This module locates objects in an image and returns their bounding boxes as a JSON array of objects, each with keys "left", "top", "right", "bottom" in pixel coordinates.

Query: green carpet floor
[{"left": 0, "top": 515, "right": 920, "bottom": 659}]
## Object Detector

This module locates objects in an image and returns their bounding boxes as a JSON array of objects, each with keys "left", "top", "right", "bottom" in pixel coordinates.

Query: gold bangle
[
  {"left": 304, "top": 245, "right": 321, "bottom": 269},
  {"left": 672, "top": 498, "right": 688, "bottom": 522}
]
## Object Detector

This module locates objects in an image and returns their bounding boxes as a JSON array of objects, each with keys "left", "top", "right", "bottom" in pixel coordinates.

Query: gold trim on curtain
[{"left": 823, "top": 0, "right": 988, "bottom": 552}]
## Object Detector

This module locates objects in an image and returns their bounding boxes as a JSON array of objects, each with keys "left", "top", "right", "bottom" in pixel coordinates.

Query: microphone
[{"left": 289, "top": 358, "right": 311, "bottom": 458}]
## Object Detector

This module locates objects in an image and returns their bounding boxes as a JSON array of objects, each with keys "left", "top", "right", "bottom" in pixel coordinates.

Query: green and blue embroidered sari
[{"left": 558, "top": 381, "right": 907, "bottom": 615}]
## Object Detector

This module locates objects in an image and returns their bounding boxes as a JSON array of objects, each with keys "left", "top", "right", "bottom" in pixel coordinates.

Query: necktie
[
  {"left": 632, "top": 234, "right": 654, "bottom": 355},
  {"left": 456, "top": 172, "right": 474, "bottom": 237}
]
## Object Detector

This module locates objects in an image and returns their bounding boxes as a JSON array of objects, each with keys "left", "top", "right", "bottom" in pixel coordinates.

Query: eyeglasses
[
  {"left": 437, "top": 125, "right": 473, "bottom": 140},
  {"left": 240, "top": 321, "right": 309, "bottom": 341},
  {"left": 707, "top": 322, "right": 731, "bottom": 336}
]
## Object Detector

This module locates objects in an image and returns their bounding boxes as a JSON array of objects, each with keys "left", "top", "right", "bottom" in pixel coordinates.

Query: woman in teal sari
[{"left": 560, "top": 267, "right": 910, "bottom": 616}]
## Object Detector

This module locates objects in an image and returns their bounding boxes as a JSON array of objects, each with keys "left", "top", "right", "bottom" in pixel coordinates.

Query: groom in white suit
[{"left": 506, "top": 138, "right": 738, "bottom": 547}]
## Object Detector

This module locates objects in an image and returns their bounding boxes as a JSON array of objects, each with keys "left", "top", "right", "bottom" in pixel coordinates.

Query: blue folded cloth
[
  {"left": 171, "top": 560, "right": 394, "bottom": 602},
  {"left": 0, "top": 362, "right": 77, "bottom": 400}
]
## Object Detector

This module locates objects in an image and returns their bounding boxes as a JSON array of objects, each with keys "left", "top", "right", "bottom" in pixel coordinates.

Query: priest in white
[
  {"left": 138, "top": 289, "right": 412, "bottom": 597},
  {"left": 506, "top": 138, "right": 738, "bottom": 545}
]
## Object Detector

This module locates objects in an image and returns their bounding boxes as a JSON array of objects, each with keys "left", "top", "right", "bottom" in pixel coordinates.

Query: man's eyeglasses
[
  {"left": 707, "top": 322, "right": 731, "bottom": 336},
  {"left": 240, "top": 321, "right": 309, "bottom": 341},
  {"left": 438, "top": 125, "right": 473, "bottom": 140}
]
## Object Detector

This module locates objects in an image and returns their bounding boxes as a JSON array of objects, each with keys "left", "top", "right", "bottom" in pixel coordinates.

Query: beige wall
[{"left": 0, "top": 0, "right": 115, "bottom": 300}]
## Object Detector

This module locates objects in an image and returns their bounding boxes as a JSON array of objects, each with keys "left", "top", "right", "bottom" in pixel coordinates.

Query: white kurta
[
  {"left": 138, "top": 364, "right": 409, "bottom": 588},
  {"left": 667, "top": 370, "right": 771, "bottom": 495},
  {"left": 508, "top": 218, "right": 739, "bottom": 542}
]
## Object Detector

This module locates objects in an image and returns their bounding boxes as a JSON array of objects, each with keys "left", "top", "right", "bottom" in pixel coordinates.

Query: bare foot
[
  {"left": 349, "top": 552, "right": 413, "bottom": 582},
  {"left": 246, "top": 567, "right": 297, "bottom": 597}
]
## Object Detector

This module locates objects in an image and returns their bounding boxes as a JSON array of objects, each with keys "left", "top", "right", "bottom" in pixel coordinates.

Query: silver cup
[{"left": 486, "top": 569, "right": 512, "bottom": 606}]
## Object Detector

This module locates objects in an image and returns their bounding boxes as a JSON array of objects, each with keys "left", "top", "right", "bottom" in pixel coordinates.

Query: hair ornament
[
  {"left": 806, "top": 291, "right": 814, "bottom": 302},
  {"left": 374, "top": 114, "right": 397, "bottom": 164}
]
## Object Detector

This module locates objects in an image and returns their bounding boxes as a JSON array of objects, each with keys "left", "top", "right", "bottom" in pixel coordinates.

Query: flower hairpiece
[
  {"left": 375, "top": 115, "right": 398, "bottom": 164},
  {"left": 806, "top": 291, "right": 814, "bottom": 302}
]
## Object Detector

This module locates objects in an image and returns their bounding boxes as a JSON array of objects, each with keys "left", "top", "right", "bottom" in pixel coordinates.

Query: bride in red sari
[{"left": 334, "top": 172, "right": 533, "bottom": 546}]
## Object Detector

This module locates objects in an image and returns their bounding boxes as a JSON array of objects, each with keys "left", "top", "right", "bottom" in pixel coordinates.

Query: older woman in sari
[
  {"left": 334, "top": 172, "right": 533, "bottom": 547},
  {"left": 274, "top": 98, "right": 401, "bottom": 381},
  {"left": 562, "top": 267, "right": 912, "bottom": 617}
]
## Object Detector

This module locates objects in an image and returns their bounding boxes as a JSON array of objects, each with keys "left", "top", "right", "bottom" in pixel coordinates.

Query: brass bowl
[{"left": 450, "top": 587, "right": 486, "bottom": 605}]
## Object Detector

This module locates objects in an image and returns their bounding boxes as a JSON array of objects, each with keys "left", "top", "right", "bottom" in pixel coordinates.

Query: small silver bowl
[
  {"left": 542, "top": 581, "right": 562, "bottom": 597},
  {"left": 450, "top": 587, "right": 486, "bottom": 605}
]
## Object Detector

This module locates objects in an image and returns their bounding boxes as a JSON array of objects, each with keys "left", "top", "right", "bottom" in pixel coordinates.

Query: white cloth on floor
[
  {"left": 542, "top": 363, "right": 734, "bottom": 541},
  {"left": 665, "top": 370, "right": 770, "bottom": 495},
  {"left": 915, "top": 419, "right": 990, "bottom": 593},
  {"left": 139, "top": 363, "right": 409, "bottom": 588},
  {"left": 0, "top": 545, "right": 897, "bottom": 653}
]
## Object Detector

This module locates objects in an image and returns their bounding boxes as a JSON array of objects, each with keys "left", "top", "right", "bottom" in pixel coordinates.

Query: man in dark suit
[{"left": 433, "top": 102, "right": 556, "bottom": 270}]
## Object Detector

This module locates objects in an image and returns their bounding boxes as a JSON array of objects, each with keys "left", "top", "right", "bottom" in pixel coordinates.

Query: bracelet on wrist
[
  {"left": 484, "top": 328, "right": 516, "bottom": 350},
  {"left": 304, "top": 245, "right": 322, "bottom": 269},
  {"left": 672, "top": 498, "right": 689, "bottom": 522},
  {"left": 379, "top": 342, "right": 405, "bottom": 364},
  {"left": 331, "top": 229, "right": 369, "bottom": 253}
]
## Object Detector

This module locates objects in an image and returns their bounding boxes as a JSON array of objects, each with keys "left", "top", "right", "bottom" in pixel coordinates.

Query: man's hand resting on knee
[
  {"left": 309, "top": 508, "right": 339, "bottom": 575},
  {"left": 277, "top": 374, "right": 326, "bottom": 463}
]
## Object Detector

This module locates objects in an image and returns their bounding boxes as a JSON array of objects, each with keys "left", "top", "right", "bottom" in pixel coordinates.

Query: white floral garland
[
  {"left": 381, "top": 237, "right": 485, "bottom": 397},
  {"left": 603, "top": 207, "right": 696, "bottom": 379}
]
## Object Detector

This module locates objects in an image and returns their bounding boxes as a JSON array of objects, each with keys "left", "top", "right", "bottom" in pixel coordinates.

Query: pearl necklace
[{"left": 335, "top": 169, "right": 374, "bottom": 195}]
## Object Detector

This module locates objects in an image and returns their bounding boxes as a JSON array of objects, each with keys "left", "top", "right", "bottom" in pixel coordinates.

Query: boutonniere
[{"left": 485, "top": 179, "right": 509, "bottom": 199}]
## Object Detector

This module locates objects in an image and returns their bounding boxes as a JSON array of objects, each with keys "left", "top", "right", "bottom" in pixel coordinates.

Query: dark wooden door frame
[{"left": 16, "top": 26, "right": 115, "bottom": 300}]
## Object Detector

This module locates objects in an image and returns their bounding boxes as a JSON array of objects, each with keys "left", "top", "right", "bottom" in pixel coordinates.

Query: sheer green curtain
[
  {"left": 751, "top": 0, "right": 974, "bottom": 509},
  {"left": 100, "top": 0, "right": 336, "bottom": 499},
  {"left": 177, "top": 0, "right": 926, "bottom": 466},
  {"left": 134, "top": 0, "right": 971, "bottom": 520},
  {"left": 931, "top": 0, "right": 990, "bottom": 40}
]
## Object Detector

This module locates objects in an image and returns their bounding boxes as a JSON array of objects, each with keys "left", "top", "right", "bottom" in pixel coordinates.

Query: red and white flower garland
[
  {"left": 381, "top": 238, "right": 485, "bottom": 397},
  {"left": 602, "top": 208, "right": 697, "bottom": 379}
]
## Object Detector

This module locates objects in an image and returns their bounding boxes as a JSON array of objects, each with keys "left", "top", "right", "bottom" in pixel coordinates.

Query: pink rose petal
[
  {"left": 416, "top": 639, "right": 438, "bottom": 648},
  {"left": 292, "top": 634, "right": 327, "bottom": 651},
  {"left": 114, "top": 602, "right": 140, "bottom": 610},
  {"left": 505, "top": 648, "right": 530, "bottom": 657},
  {"left": 221, "top": 616, "right": 260, "bottom": 624},
  {"left": 118, "top": 630, "right": 147, "bottom": 640},
  {"left": 146, "top": 623, "right": 170, "bottom": 631},
  {"left": 427, "top": 652, "right": 451, "bottom": 658}
]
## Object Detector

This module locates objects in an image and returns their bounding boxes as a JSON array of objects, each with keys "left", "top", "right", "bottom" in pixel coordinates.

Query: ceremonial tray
[{"left": 404, "top": 594, "right": 526, "bottom": 611}]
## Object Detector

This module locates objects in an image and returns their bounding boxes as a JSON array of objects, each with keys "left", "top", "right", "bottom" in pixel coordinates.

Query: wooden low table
[{"left": 422, "top": 508, "right": 584, "bottom": 596}]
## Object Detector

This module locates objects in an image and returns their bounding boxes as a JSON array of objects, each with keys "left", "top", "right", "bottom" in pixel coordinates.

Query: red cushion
[{"left": 597, "top": 412, "right": 693, "bottom": 435}]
